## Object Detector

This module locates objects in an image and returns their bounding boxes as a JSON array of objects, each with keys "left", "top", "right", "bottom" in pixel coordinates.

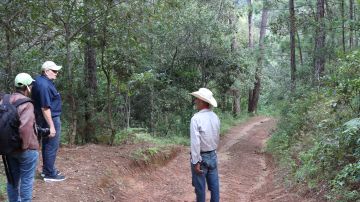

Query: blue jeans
[
  {"left": 191, "top": 151, "right": 220, "bottom": 202},
  {"left": 42, "top": 116, "right": 61, "bottom": 177},
  {"left": 6, "top": 150, "right": 39, "bottom": 202}
]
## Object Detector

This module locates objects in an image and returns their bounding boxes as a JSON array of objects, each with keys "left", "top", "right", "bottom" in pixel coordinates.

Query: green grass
[
  {"left": 217, "top": 111, "right": 250, "bottom": 136},
  {"left": 132, "top": 132, "right": 188, "bottom": 146}
]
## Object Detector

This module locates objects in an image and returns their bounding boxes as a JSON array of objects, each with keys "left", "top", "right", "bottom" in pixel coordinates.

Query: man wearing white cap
[
  {"left": 31, "top": 61, "right": 65, "bottom": 182},
  {"left": 190, "top": 88, "right": 220, "bottom": 202}
]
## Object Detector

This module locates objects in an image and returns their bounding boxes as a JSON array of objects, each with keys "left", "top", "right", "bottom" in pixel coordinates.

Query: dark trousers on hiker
[
  {"left": 42, "top": 116, "right": 61, "bottom": 177},
  {"left": 191, "top": 150, "right": 220, "bottom": 202},
  {"left": 6, "top": 150, "right": 38, "bottom": 202}
]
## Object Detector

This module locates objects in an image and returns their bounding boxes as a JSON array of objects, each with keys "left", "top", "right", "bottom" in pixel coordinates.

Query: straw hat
[{"left": 190, "top": 88, "right": 217, "bottom": 107}]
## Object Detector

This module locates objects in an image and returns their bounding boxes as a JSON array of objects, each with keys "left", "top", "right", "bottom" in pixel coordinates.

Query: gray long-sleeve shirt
[{"left": 190, "top": 109, "right": 220, "bottom": 164}]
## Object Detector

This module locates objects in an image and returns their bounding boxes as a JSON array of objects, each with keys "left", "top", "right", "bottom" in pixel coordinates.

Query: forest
[{"left": 0, "top": 0, "right": 359, "bottom": 201}]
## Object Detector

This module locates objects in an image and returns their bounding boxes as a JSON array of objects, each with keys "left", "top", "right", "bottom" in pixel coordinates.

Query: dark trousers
[{"left": 41, "top": 116, "right": 61, "bottom": 177}]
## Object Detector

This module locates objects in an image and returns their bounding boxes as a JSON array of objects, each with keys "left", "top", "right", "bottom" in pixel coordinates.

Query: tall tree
[
  {"left": 0, "top": 2, "right": 37, "bottom": 91},
  {"left": 83, "top": 0, "right": 98, "bottom": 143},
  {"left": 3, "top": 14, "right": 15, "bottom": 92},
  {"left": 349, "top": 0, "right": 354, "bottom": 49},
  {"left": 229, "top": 3, "right": 240, "bottom": 116},
  {"left": 98, "top": 2, "right": 117, "bottom": 145},
  {"left": 247, "top": 0, "right": 254, "bottom": 113},
  {"left": 355, "top": 3, "right": 359, "bottom": 47},
  {"left": 341, "top": 0, "right": 346, "bottom": 53},
  {"left": 296, "top": 31, "right": 303, "bottom": 65},
  {"left": 313, "top": 0, "right": 325, "bottom": 85},
  {"left": 44, "top": 0, "right": 94, "bottom": 144},
  {"left": 247, "top": 0, "right": 253, "bottom": 48},
  {"left": 289, "top": 0, "right": 296, "bottom": 92},
  {"left": 248, "top": 1, "right": 269, "bottom": 113}
]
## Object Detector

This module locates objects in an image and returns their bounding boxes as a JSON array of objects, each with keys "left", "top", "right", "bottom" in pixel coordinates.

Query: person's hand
[
  {"left": 49, "top": 127, "right": 56, "bottom": 138},
  {"left": 194, "top": 162, "right": 203, "bottom": 175}
]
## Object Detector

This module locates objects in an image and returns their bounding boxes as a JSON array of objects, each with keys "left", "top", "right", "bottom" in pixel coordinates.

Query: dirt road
[{"left": 31, "top": 116, "right": 312, "bottom": 201}]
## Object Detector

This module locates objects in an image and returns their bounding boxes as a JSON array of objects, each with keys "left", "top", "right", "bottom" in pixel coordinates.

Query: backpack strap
[{"left": 13, "top": 98, "right": 32, "bottom": 108}]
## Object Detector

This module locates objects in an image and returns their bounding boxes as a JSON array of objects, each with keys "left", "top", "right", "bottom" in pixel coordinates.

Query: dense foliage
[
  {"left": 0, "top": 0, "right": 251, "bottom": 144},
  {"left": 267, "top": 50, "right": 360, "bottom": 201}
]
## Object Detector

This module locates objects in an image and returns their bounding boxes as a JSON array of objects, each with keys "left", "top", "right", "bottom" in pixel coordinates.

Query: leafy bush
[
  {"left": 268, "top": 50, "right": 360, "bottom": 201},
  {"left": 330, "top": 161, "right": 360, "bottom": 201}
]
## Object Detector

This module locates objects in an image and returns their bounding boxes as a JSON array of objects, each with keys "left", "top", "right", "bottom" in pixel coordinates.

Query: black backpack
[{"left": 0, "top": 94, "right": 32, "bottom": 155}]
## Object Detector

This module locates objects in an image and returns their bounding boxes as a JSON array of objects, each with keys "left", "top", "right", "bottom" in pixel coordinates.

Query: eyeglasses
[{"left": 49, "top": 69, "right": 58, "bottom": 74}]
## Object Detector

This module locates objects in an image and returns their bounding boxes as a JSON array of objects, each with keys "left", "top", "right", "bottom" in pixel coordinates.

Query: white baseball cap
[{"left": 41, "top": 61, "right": 62, "bottom": 71}]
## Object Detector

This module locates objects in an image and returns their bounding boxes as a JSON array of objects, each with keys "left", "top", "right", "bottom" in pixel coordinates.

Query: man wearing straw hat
[{"left": 190, "top": 88, "right": 220, "bottom": 202}]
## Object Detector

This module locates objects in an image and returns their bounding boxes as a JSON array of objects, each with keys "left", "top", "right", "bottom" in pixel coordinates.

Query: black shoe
[
  {"left": 41, "top": 170, "right": 61, "bottom": 178},
  {"left": 44, "top": 174, "right": 66, "bottom": 182}
]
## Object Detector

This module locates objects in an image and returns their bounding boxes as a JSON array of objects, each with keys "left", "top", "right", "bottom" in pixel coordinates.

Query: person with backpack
[
  {"left": 31, "top": 61, "right": 65, "bottom": 182},
  {"left": 189, "top": 88, "right": 220, "bottom": 202},
  {"left": 1, "top": 73, "right": 39, "bottom": 202}
]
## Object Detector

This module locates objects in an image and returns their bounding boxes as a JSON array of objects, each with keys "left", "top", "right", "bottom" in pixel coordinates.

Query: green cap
[{"left": 14, "top": 73, "right": 35, "bottom": 87}]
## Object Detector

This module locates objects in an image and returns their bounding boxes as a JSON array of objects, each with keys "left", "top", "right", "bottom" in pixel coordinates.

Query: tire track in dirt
[
  {"left": 217, "top": 116, "right": 273, "bottom": 201},
  {"left": 217, "top": 116, "right": 271, "bottom": 201}
]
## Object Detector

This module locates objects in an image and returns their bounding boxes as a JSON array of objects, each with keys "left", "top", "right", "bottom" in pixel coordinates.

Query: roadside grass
[
  {"left": 217, "top": 111, "right": 250, "bottom": 136},
  {"left": 131, "top": 145, "right": 181, "bottom": 167}
]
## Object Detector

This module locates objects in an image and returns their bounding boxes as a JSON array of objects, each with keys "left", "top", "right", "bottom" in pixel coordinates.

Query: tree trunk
[
  {"left": 220, "top": 93, "right": 226, "bottom": 112},
  {"left": 65, "top": 26, "right": 77, "bottom": 145},
  {"left": 247, "top": 0, "right": 254, "bottom": 113},
  {"left": 313, "top": 0, "right": 326, "bottom": 86},
  {"left": 296, "top": 31, "right": 303, "bottom": 65},
  {"left": 325, "top": 0, "right": 335, "bottom": 62},
  {"left": 229, "top": 5, "right": 240, "bottom": 117},
  {"left": 83, "top": 4, "right": 97, "bottom": 143},
  {"left": 126, "top": 92, "right": 131, "bottom": 129},
  {"left": 355, "top": 4, "right": 359, "bottom": 47},
  {"left": 349, "top": 0, "right": 354, "bottom": 49},
  {"left": 341, "top": 0, "right": 346, "bottom": 53},
  {"left": 289, "top": 0, "right": 296, "bottom": 93},
  {"left": 150, "top": 84, "right": 155, "bottom": 135},
  {"left": 99, "top": 4, "right": 117, "bottom": 145},
  {"left": 232, "top": 89, "right": 241, "bottom": 117},
  {"left": 247, "top": 0, "right": 253, "bottom": 48},
  {"left": 230, "top": 11, "right": 238, "bottom": 52},
  {"left": 248, "top": 1, "right": 269, "bottom": 113}
]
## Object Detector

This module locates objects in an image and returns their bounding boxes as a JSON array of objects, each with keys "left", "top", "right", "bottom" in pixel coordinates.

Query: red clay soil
[{"left": 26, "top": 116, "right": 317, "bottom": 201}]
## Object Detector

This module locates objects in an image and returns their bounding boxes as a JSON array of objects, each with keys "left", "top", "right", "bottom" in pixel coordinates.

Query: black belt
[{"left": 200, "top": 150, "right": 215, "bottom": 154}]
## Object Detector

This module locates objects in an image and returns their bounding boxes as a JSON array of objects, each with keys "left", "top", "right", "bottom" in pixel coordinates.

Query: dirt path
[{"left": 31, "top": 116, "right": 313, "bottom": 202}]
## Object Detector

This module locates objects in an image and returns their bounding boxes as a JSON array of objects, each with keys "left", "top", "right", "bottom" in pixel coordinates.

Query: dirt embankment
[{"left": 26, "top": 116, "right": 317, "bottom": 201}]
